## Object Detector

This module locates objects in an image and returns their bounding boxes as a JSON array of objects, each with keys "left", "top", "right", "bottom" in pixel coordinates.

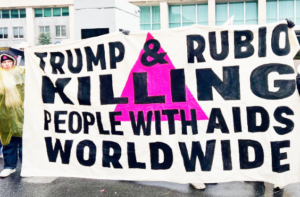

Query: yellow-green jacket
[{"left": 0, "top": 66, "right": 25, "bottom": 145}]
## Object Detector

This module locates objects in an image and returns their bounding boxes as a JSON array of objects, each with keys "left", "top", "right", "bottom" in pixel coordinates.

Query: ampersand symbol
[{"left": 141, "top": 39, "right": 168, "bottom": 67}]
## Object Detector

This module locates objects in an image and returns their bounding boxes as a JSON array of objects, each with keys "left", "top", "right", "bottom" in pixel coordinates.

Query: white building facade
[
  {"left": 130, "top": 0, "right": 300, "bottom": 28},
  {"left": 74, "top": 0, "right": 139, "bottom": 40},
  {"left": 0, "top": 0, "right": 74, "bottom": 47},
  {"left": 0, "top": 0, "right": 299, "bottom": 47},
  {"left": 130, "top": 0, "right": 300, "bottom": 42}
]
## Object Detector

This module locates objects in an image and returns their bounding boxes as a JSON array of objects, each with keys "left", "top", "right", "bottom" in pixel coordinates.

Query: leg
[
  {"left": 3, "top": 137, "right": 18, "bottom": 169},
  {"left": 0, "top": 137, "right": 18, "bottom": 177},
  {"left": 0, "top": 141, "right": 2, "bottom": 158},
  {"left": 18, "top": 137, "right": 22, "bottom": 163}
]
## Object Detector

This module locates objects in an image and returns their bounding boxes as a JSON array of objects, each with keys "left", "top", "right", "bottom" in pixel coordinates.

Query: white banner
[{"left": 23, "top": 22, "right": 300, "bottom": 187}]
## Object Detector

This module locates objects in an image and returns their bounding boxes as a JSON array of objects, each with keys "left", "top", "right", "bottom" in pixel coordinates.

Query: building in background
[
  {"left": 0, "top": 0, "right": 299, "bottom": 47},
  {"left": 0, "top": 0, "right": 139, "bottom": 47},
  {"left": 130, "top": 0, "right": 300, "bottom": 42},
  {"left": 74, "top": 0, "right": 139, "bottom": 40},
  {"left": 0, "top": 0, "right": 74, "bottom": 47}
]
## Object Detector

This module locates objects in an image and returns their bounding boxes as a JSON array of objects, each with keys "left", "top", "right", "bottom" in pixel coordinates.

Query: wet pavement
[{"left": 0, "top": 158, "right": 299, "bottom": 197}]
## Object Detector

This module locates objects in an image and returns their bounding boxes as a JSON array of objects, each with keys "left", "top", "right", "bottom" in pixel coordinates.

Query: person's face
[{"left": 1, "top": 60, "right": 14, "bottom": 70}]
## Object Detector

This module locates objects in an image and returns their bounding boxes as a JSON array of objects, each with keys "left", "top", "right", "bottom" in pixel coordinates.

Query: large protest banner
[{"left": 23, "top": 21, "right": 300, "bottom": 186}]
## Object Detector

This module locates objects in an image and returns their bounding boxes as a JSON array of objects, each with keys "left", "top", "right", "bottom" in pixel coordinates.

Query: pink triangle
[{"left": 115, "top": 33, "right": 208, "bottom": 121}]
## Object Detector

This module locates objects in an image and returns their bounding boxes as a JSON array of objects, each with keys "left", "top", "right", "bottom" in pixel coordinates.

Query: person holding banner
[{"left": 0, "top": 51, "right": 25, "bottom": 177}]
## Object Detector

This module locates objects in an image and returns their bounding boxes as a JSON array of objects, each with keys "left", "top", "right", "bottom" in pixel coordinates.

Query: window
[
  {"left": 34, "top": 7, "right": 68, "bottom": 18},
  {"left": 169, "top": 5, "right": 180, "bottom": 28},
  {"left": 182, "top": 5, "right": 196, "bottom": 26},
  {"left": 216, "top": 3, "right": 227, "bottom": 26},
  {"left": 229, "top": 2, "right": 244, "bottom": 25},
  {"left": 13, "top": 27, "right": 24, "bottom": 39},
  {"left": 152, "top": 6, "right": 160, "bottom": 29},
  {"left": 0, "top": 9, "right": 25, "bottom": 19},
  {"left": 169, "top": 4, "right": 208, "bottom": 28},
  {"left": 53, "top": 8, "right": 61, "bottom": 17},
  {"left": 297, "top": 0, "right": 300, "bottom": 25},
  {"left": 11, "top": 10, "right": 19, "bottom": 18},
  {"left": 245, "top": 1, "right": 258, "bottom": 24},
  {"left": 267, "top": 0, "right": 300, "bottom": 25},
  {"left": 44, "top": 8, "right": 52, "bottom": 17},
  {"left": 20, "top": 9, "right": 26, "bottom": 18},
  {"left": 2, "top": 10, "right": 9, "bottom": 19},
  {"left": 198, "top": 4, "right": 209, "bottom": 25},
  {"left": 279, "top": 0, "right": 293, "bottom": 21},
  {"left": 140, "top": 7, "right": 151, "bottom": 30},
  {"left": 140, "top": 6, "right": 160, "bottom": 30},
  {"left": 216, "top": 1, "right": 258, "bottom": 25},
  {"left": 0, "top": 28, "right": 8, "bottom": 39},
  {"left": 267, "top": 0, "right": 277, "bottom": 23},
  {"left": 35, "top": 9, "right": 43, "bottom": 17},
  {"left": 40, "top": 26, "right": 50, "bottom": 33},
  {"left": 62, "top": 7, "right": 69, "bottom": 16},
  {"left": 56, "top": 26, "right": 66, "bottom": 37}
]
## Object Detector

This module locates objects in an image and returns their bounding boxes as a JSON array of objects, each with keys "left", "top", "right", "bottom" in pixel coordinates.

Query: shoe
[
  {"left": 190, "top": 183, "right": 206, "bottom": 190},
  {"left": 274, "top": 185, "right": 284, "bottom": 190},
  {"left": 0, "top": 169, "right": 16, "bottom": 177}
]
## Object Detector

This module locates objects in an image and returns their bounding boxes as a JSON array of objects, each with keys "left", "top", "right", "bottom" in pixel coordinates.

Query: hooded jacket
[
  {"left": 0, "top": 51, "right": 25, "bottom": 145},
  {"left": 0, "top": 51, "right": 17, "bottom": 66}
]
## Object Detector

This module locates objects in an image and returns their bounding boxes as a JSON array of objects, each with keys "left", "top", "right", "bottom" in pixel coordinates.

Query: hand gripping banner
[{"left": 23, "top": 21, "right": 300, "bottom": 187}]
